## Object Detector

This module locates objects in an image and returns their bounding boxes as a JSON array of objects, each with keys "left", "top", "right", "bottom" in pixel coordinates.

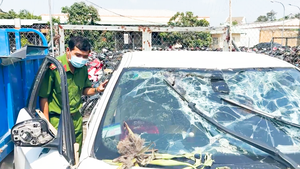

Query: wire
[
  {"left": 85, "top": 0, "right": 166, "bottom": 25},
  {"left": 0, "top": 0, "right": 3, "bottom": 7}
]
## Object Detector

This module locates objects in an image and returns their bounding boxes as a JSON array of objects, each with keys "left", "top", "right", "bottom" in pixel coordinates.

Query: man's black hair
[{"left": 68, "top": 36, "right": 91, "bottom": 52}]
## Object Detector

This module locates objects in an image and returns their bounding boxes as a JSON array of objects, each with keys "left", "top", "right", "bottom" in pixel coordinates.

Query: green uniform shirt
[{"left": 39, "top": 54, "right": 92, "bottom": 114}]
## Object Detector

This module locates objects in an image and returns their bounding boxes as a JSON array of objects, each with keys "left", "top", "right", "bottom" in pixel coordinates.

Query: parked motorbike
[{"left": 80, "top": 50, "right": 124, "bottom": 117}]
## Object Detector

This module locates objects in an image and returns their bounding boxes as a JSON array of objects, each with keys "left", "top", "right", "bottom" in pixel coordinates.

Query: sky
[{"left": 1, "top": 0, "right": 300, "bottom": 26}]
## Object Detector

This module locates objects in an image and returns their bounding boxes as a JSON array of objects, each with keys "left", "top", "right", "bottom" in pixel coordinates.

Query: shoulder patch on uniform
[{"left": 49, "top": 63, "right": 57, "bottom": 70}]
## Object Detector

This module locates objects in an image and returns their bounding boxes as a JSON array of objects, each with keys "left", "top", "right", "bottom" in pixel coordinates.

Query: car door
[{"left": 13, "top": 56, "right": 76, "bottom": 169}]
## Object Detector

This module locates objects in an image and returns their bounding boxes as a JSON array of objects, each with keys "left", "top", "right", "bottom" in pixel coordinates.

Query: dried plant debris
[
  {"left": 111, "top": 121, "right": 214, "bottom": 169},
  {"left": 113, "top": 122, "right": 156, "bottom": 169}
]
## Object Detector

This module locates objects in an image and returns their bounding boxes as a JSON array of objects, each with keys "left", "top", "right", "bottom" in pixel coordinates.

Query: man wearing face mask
[{"left": 39, "top": 36, "right": 108, "bottom": 152}]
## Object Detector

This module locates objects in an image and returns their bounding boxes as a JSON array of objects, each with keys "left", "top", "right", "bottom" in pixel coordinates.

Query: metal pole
[
  {"left": 289, "top": 4, "right": 300, "bottom": 14},
  {"left": 271, "top": 1, "right": 285, "bottom": 45},
  {"left": 59, "top": 27, "right": 65, "bottom": 55},
  {"left": 114, "top": 33, "right": 117, "bottom": 51},
  {"left": 289, "top": 4, "right": 300, "bottom": 46},
  {"left": 48, "top": 0, "right": 55, "bottom": 57},
  {"left": 133, "top": 35, "right": 135, "bottom": 51},
  {"left": 229, "top": 0, "right": 232, "bottom": 52}
]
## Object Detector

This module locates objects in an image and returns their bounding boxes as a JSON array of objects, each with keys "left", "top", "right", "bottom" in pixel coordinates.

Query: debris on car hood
[
  {"left": 112, "top": 122, "right": 155, "bottom": 169},
  {"left": 109, "top": 121, "right": 214, "bottom": 169}
]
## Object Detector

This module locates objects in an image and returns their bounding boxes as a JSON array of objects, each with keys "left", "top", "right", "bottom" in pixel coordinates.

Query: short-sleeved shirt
[{"left": 39, "top": 54, "right": 92, "bottom": 114}]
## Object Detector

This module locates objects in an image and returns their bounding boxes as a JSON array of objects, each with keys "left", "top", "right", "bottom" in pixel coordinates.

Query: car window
[
  {"left": 35, "top": 57, "right": 76, "bottom": 165},
  {"left": 93, "top": 68, "right": 300, "bottom": 166}
]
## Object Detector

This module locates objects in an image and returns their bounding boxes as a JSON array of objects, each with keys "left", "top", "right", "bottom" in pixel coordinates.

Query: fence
[
  {"left": 57, "top": 21, "right": 299, "bottom": 54},
  {"left": 272, "top": 36, "right": 300, "bottom": 48},
  {"left": 1, "top": 18, "right": 300, "bottom": 55},
  {"left": 58, "top": 25, "right": 226, "bottom": 55},
  {"left": 0, "top": 24, "right": 51, "bottom": 54}
]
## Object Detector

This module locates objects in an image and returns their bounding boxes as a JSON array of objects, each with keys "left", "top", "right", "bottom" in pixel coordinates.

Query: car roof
[{"left": 122, "top": 51, "right": 294, "bottom": 69}]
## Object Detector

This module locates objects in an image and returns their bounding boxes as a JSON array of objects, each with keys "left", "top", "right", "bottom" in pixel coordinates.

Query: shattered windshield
[{"left": 93, "top": 68, "right": 300, "bottom": 168}]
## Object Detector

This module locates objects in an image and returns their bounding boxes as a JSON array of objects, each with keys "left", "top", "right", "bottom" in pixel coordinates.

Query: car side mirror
[{"left": 11, "top": 118, "right": 55, "bottom": 147}]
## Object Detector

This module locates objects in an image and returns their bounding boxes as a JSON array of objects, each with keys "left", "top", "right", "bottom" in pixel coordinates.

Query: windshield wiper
[
  {"left": 221, "top": 97, "right": 300, "bottom": 129},
  {"left": 163, "top": 79, "right": 299, "bottom": 169}
]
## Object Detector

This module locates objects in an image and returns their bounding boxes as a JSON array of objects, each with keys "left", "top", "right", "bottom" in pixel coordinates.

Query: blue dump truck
[{"left": 0, "top": 28, "right": 48, "bottom": 164}]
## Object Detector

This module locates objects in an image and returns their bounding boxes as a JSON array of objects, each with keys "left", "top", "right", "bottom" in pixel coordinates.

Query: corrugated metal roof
[
  {"left": 98, "top": 9, "right": 177, "bottom": 17},
  {"left": 237, "top": 18, "right": 300, "bottom": 29},
  {"left": 0, "top": 19, "right": 47, "bottom": 26},
  {"left": 97, "top": 9, "right": 210, "bottom": 25}
]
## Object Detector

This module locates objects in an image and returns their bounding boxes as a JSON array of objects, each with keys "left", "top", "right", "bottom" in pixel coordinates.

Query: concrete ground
[{"left": 0, "top": 151, "right": 14, "bottom": 169}]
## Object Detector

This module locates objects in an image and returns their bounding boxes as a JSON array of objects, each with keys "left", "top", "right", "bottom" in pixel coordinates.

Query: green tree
[
  {"left": 168, "top": 12, "right": 209, "bottom": 27},
  {"left": 232, "top": 20, "right": 238, "bottom": 26},
  {"left": 0, "top": 9, "right": 17, "bottom": 19},
  {"left": 256, "top": 10, "right": 277, "bottom": 22},
  {"left": 256, "top": 15, "right": 268, "bottom": 22},
  {"left": 160, "top": 11, "right": 212, "bottom": 48},
  {"left": 266, "top": 10, "right": 276, "bottom": 21},
  {"left": 61, "top": 2, "right": 115, "bottom": 52},
  {"left": 21, "top": 35, "right": 32, "bottom": 47},
  {"left": 62, "top": 2, "right": 100, "bottom": 25},
  {"left": 0, "top": 9, "right": 41, "bottom": 19}
]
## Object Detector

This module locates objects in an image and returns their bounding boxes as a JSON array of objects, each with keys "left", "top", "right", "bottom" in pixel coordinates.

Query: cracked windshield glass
[{"left": 94, "top": 67, "right": 300, "bottom": 167}]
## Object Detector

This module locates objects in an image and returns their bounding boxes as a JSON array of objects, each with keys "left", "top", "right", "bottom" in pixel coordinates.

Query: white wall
[{"left": 239, "top": 29, "right": 260, "bottom": 48}]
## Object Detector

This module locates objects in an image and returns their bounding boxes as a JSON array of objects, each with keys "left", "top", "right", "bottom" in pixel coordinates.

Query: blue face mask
[{"left": 69, "top": 55, "right": 88, "bottom": 68}]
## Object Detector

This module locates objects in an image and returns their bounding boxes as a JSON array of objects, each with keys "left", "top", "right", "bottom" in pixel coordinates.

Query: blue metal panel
[
  {"left": 0, "top": 133, "right": 13, "bottom": 162},
  {"left": 0, "top": 28, "right": 48, "bottom": 162},
  {"left": 3, "top": 63, "right": 24, "bottom": 128},
  {"left": 4, "top": 28, "right": 48, "bottom": 53},
  {"left": 0, "top": 30, "right": 10, "bottom": 56},
  {"left": 6, "top": 83, "right": 15, "bottom": 129},
  {"left": 15, "top": 31, "right": 21, "bottom": 50},
  {"left": 22, "top": 60, "right": 35, "bottom": 103},
  {"left": 0, "top": 67, "right": 8, "bottom": 137}
]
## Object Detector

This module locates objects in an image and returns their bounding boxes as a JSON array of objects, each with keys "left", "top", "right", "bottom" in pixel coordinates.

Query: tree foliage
[
  {"left": 256, "top": 10, "right": 276, "bottom": 22},
  {"left": 160, "top": 11, "right": 212, "bottom": 48},
  {"left": 232, "top": 20, "right": 238, "bottom": 26},
  {"left": 21, "top": 35, "right": 32, "bottom": 47},
  {"left": 266, "top": 10, "right": 276, "bottom": 21},
  {"left": 256, "top": 15, "right": 268, "bottom": 22},
  {"left": 65, "top": 30, "right": 115, "bottom": 52},
  {"left": 168, "top": 12, "right": 209, "bottom": 27},
  {"left": 62, "top": 2, "right": 100, "bottom": 25},
  {"left": 62, "top": 2, "right": 115, "bottom": 52},
  {"left": 0, "top": 9, "right": 41, "bottom": 19}
]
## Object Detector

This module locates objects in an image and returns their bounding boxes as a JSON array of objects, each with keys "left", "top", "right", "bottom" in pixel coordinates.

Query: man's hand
[
  {"left": 83, "top": 80, "right": 109, "bottom": 96},
  {"left": 97, "top": 80, "right": 109, "bottom": 93}
]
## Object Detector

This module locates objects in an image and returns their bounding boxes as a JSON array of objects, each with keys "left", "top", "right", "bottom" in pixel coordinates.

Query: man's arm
[
  {"left": 39, "top": 69, "right": 53, "bottom": 121},
  {"left": 40, "top": 97, "right": 49, "bottom": 121},
  {"left": 83, "top": 80, "right": 108, "bottom": 96}
]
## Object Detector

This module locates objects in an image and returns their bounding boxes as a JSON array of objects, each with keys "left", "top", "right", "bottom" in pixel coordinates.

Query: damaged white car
[{"left": 12, "top": 51, "right": 300, "bottom": 169}]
